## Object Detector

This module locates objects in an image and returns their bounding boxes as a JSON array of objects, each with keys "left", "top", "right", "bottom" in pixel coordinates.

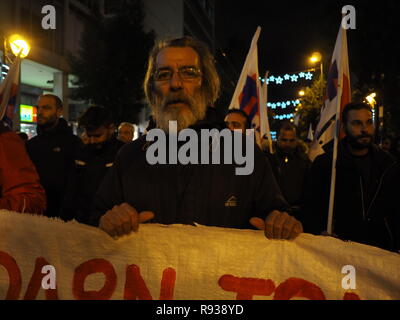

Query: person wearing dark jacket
[
  {"left": 26, "top": 94, "right": 82, "bottom": 218},
  {"left": 304, "top": 102, "right": 399, "bottom": 252},
  {"left": 61, "top": 106, "right": 124, "bottom": 223},
  {"left": 266, "top": 121, "right": 311, "bottom": 218},
  {"left": 91, "top": 36, "right": 303, "bottom": 240}
]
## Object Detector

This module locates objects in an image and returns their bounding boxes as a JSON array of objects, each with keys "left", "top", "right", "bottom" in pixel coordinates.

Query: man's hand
[
  {"left": 250, "top": 210, "right": 303, "bottom": 240},
  {"left": 99, "top": 203, "right": 154, "bottom": 238}
]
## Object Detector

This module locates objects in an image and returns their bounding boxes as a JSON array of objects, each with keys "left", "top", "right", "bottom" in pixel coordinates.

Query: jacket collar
[
  {"left": 337, "top": 137, "right": 395, "bottom": 171},
  {"left": 36, "top": 118, "right": 72, "bottom": 137}
]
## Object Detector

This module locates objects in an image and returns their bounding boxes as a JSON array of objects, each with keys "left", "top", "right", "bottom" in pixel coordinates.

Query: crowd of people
[{"left": 0, "top": 36, "right": 399, "bottom": 253}]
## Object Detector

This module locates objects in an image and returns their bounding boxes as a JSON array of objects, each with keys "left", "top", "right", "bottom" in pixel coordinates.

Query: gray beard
[{"left": 151, "top": 92, "right": 207, "bottom": 132}]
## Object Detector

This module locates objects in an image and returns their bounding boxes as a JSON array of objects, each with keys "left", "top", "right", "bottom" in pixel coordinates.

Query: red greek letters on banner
[
  {"left": 219, "top": 275, "right": 275, "bottom": 300},
  {"left": 73, "top": 258, "right": 117, "bottom": 300},
  {"left": 24, "top": 257, "right": 58, "bottom": 300},
  {"left": 0, "top": 251, "right": 22, "bottom": 300}
]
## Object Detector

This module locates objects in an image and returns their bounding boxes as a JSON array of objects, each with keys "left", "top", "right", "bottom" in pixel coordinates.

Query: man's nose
[{"left": 169, "top": 72, "right": 183, "bottom": 89}]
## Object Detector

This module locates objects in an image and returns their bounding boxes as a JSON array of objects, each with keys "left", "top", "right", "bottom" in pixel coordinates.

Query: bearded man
[
  {"left": 91, "top": 37, "right": 303, "bottom": 241},
  {"left": 26, "top": 94, "right": 82, "bottom": 218},
  {"left": 304, "top": 102, "right": 399, "bottom": 252}
]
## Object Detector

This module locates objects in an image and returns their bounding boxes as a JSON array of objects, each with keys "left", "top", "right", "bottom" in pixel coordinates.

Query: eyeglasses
[{"left": 153, "top": 66, "right": 202, "bottom": 81}]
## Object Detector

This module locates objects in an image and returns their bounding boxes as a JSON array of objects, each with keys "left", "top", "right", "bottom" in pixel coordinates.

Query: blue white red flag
[
  {"left": 0, "top": 56, "right": 21, "bottom": 128},
  {"left": 228, "top": 27, "right": 263, "bottom": 146},
  {"left": 308, "top": 25, "right": 351, "bottom": 161}
]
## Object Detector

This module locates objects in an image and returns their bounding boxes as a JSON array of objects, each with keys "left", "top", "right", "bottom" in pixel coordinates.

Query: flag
[
  {"left": 308, "top": 25, "right": 351, "bottom": 161},
  {"left": 0, "top": 56, "right": 21, "bottom": 128},
  {"left": 259, "top": 71, "right": 273, "bottom": 154},
  {"left": 228, "top": 26, "right": 263, "bottom": 146}
]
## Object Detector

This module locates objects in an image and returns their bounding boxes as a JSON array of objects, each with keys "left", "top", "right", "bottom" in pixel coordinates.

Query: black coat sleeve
[
  {"left": 89, "top": 153, "right": 125, "bottom": 226},
  {"left": 302, "top": 154, "right": 331, "bottom": 234},
  {"left": 252, "top": 149, "right": 291, "bottom": 218}
]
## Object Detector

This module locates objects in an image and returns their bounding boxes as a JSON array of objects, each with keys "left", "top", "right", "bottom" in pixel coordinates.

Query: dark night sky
[{"left": 214, "top": 0, "right": 400, "bottom": 122}]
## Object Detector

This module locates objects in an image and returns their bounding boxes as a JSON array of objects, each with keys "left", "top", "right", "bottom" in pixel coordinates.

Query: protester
[
  {"left": 224, "top": 109, "right": 251, "bottom": 133},
  {"left": 61, "top": 106, "right": 124, "bottom": 223},
  {"left": 117, "top": 122, "right": 136, "bottom": 143},
  {"left": 380, "top": 135, "right": 393, "bottom": 153},
  {"left": 266, "top": 121, "right": 311, "bottom": 217},
  {"left": 304, "top": 102, "right": 399, "bottom": 252},
  {"left": 91, "top": 36, "right": 303, "bottom": 240},
  {"left": 0, "top": 121, "right": 46, "bottom": 214},
  {"left": 26, "top": 94, "right": 82, "bottom": 218}
]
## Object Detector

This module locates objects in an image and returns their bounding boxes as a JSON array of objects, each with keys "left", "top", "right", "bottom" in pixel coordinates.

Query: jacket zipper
[{"left": 360, "top": 177, "right": 366, "bottom": 221}]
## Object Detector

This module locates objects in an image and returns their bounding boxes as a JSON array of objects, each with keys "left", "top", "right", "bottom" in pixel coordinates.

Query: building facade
[{"left": 0, "top": 0, "right": 217, "bottom": 136}]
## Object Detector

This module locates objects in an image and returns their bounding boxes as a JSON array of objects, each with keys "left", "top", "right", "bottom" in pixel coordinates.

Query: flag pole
[
  {"left": 261, "top": 71, "right": 274, "bottom": 154},
  {"left": 326, "top": 27, "right": 346, "bottom": 234},
  {"left": 326, "top": 102, "right": 341, "bottom": 234}
]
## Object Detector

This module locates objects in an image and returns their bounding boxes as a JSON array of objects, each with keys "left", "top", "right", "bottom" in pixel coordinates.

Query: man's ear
[{"left": 57, "top": 107, "right": 64, "bottom": 118}]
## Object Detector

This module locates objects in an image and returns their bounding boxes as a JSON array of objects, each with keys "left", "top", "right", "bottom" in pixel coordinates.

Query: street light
[
  {"left": 8, "top": 34, "right": 30, "bottom": 59},
  {"left": 309, "top": 52, "right": 323, "bottom": 79},
  {"left": 3, "top": 34, "right": 30, "bottom": 67},
  {"left": 298, "top": 90, "right": 305, "bottom": 97},
  {"left": 365, "top": 92, "right": 377, "bottom": 107}
]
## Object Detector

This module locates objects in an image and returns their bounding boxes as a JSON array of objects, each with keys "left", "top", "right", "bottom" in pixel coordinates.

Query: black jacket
[
  {"left": 26, "top": 118, "right": 82, "bottom": 217},
  {"left": 62, "top": 136, "right": 125, "bottom": 223},
  {"left": 266, "top": 143, "right": 311, "bottom": 216},
  {"left": 304, "top": 138, "right": 399, "bottom": 251},
  {"left": 91, "top": 108, "right": 289, "bottom": 228}
]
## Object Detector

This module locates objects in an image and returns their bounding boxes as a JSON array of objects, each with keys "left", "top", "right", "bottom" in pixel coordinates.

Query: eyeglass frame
[{"left": 152, "top": 66, "right": 202, "bottom": 82}]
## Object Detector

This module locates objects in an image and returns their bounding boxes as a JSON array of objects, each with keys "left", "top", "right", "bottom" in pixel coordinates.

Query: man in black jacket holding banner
[
  {"left": 305, "top": 102, "right": 399, "bottom": 252},
  {"left": 91, "top": 36, "right": 303, "bottom": 240}
]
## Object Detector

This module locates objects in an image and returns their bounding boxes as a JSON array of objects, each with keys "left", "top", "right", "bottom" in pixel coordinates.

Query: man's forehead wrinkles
[{"left": 156, "top": 47, "right": 199, "bottom": 68}]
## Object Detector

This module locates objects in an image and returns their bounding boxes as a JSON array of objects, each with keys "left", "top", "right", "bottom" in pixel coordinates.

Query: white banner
[{"left": 0, "top": 210, "right": 399, "bottom": 300}]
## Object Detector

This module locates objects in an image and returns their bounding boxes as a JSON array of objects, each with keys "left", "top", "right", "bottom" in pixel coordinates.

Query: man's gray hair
[
  {"left": 143, "top": 36, "right": 220, "bottom": 107},
  {"left": 118, "top": 122, "right": 136, "bottom": 131}
]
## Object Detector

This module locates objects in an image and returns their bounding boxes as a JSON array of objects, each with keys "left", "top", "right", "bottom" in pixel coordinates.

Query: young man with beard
[
  {"left": 26, "top": 94, "right": 82, "bottom": 218},
  {"left": 61, "top": 106, "right": 125, "bottom": 223},
  {"left": 304, "top": 102, "right": 399, "bottom": 252},
  {"left": 266, "top": 122, "right": 311, "bottom": 218},
  {"left": 91, "top": 37, "right": 303, "bottom": 241}
]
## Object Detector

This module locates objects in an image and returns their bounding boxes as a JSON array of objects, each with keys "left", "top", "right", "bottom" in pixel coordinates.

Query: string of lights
[
  {"left": 273, "top": 113, "right": 295, "bottom": 120},
  {"left": 260, "top": 70, "right": 315, "bottom": 85},
  {"left": 267, "top": 99, "right": 301, "bottom": 109}
]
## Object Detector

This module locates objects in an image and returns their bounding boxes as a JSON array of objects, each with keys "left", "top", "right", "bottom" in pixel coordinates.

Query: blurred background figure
[
  {"left": 61, "top": 106, "right": 124, "bottom": 223},
  {"left": 224, "top": 109, "right": 250, "bottom": 134},
  {"left": 26, "top": 94, "right": 82, "bottom": 218},
  {"left": 380, "top": 135, "right": 393, "bottom": 153},
  {"left": 117, "top": 122, "right": 136, "bottom": 143},
  {"left": 266, "top": 121, "right": 311, "bottom": 217}
]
